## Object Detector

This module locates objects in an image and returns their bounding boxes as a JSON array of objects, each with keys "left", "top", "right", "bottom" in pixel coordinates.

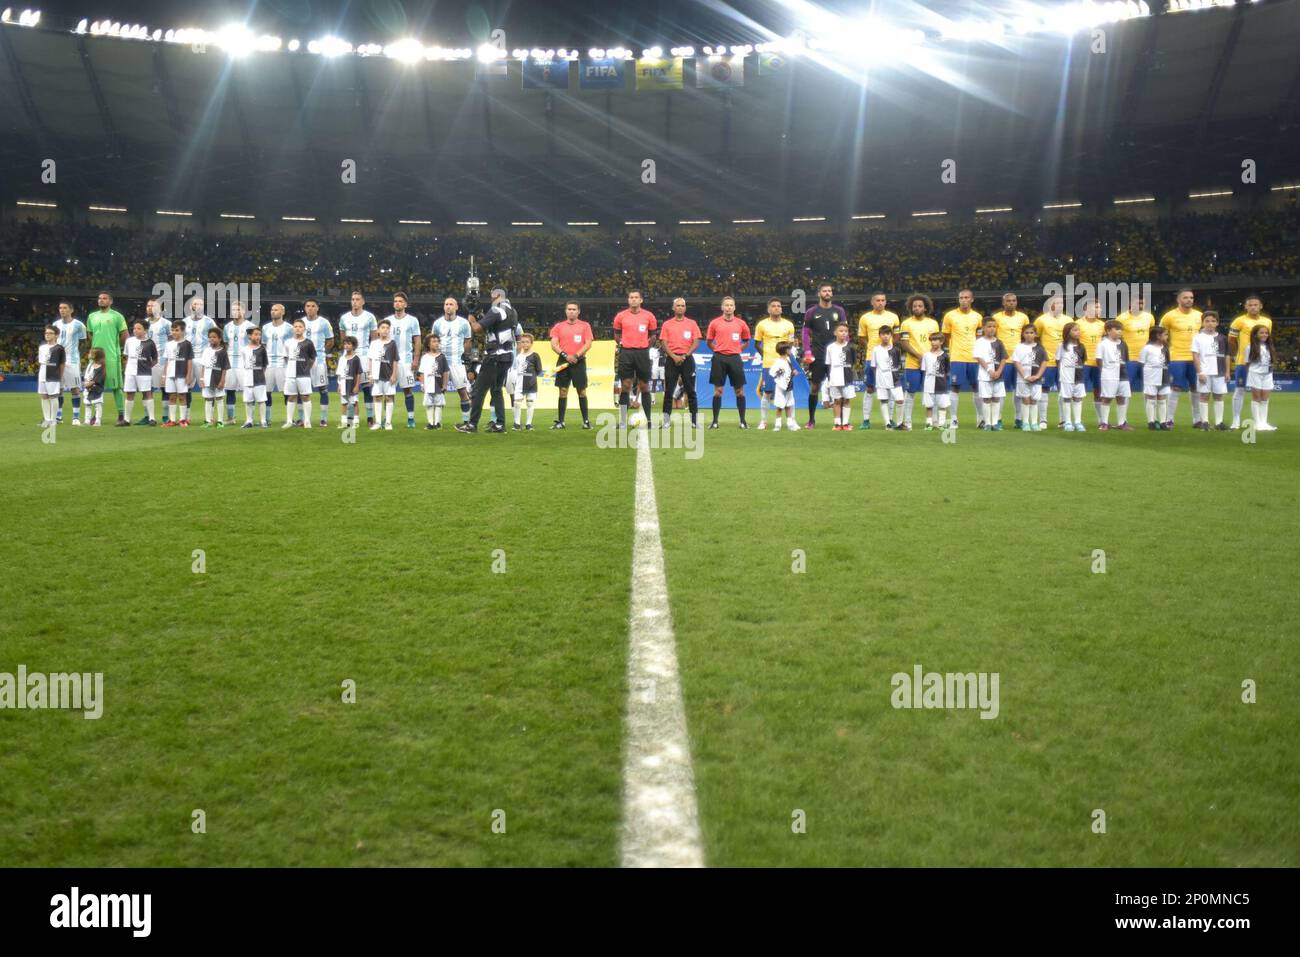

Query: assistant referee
[{"left": 457, "top": 286, "right": 517, "bottom": 434}]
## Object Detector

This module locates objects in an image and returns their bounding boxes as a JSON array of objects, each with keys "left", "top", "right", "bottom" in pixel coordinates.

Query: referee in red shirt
[
  {"left": 706, "top": 296, "right": 752, "bottom": 429},
  {"left": 659, "top": 297, "right": 702, "bottom": 429},
  {"left": 612, "top": 289, "right": 657, "bottom": 428},
  {"left": 548, "top": 301, "right": 594, "bottom": 429}
]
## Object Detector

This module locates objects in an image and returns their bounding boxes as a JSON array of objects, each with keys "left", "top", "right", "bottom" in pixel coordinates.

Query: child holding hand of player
[
  {"left": 82, "top": 348, "right": 106, "bottom": 426},
  {"left": 336, "top": 335, "right": 364, "bottom": 428},
  {"left": 769, "top": 341, "right": 799, "bottom": 431},
  {"left": 1012, "top": 325, "right": 1046, "bottom": 430},
  {"left": 417, "top": 333, "right": 450, "bottom": 430},
  {"left": 1140, "top": 326, "right": 1171, "bottom": 430}
]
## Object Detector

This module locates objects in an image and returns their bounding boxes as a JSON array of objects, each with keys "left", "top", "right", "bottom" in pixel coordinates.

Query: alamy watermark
[
  {"left": 890, "top": 663, "right": 999, "bottom": 720},
  {"left": 0, "top": 665, "right": 103, "bottom": 719},
  {"left": 1041, "top": 276, "right": 1152, "bottom": 319},
  {"left": 593, "top": 412, "right": 704, "bottom": 459},
  {"left": 151, "top": 274, "right": 262, "bottom": 321}
]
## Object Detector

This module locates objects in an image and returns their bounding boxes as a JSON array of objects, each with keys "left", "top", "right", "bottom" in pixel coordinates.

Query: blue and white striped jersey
[
  {"left": 261, "top": 320, "right": 294, "bottom": 367},
  {"left": 305, "top": 316, "right": 334, "bottom": 362},
  {"left": 386, "top": 313, "right": 421, "bottom": 364},
  {"left": 148, "top": 318, "right": 171, "bottom": 360},
  {"left": 339, "top": 310, "right": 377, "bottom": 355},
  {"left": 54, "top": 318, "right": 87, "bottom": 367},
  {"left": 224, "top": 320, "right": 255, "bottom": 368},
  {"left": 431, "top": 315, "right": 473, "bottom": 366},
  {"left": 186, "top": 315, "right": 217, "bottom": 360}
]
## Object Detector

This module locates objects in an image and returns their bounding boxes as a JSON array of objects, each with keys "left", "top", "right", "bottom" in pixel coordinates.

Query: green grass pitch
[{"left": 1, "top": 390, "right": 1296, "bottom": 866}]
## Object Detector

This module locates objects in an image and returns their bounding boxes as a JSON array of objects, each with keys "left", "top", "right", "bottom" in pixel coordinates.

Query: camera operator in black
[{"left": 458, "top": 287, "right": 517, "bottom": 433}]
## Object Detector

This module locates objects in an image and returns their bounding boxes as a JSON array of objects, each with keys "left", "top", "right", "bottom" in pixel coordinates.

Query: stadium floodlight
[
  {"left": 281, "top": 215, "right": 316, "bottom": 221},
  {"left": 215, "top": 23, "right": 255, "bottom": 58},
  {"left": 456, "top": 220, "right": 488, "bottom": 226},
  {"left": 476, "top": 42, "right": 503, "bottom": 63},
  {"left": 589, "top": 48, "right": 605, "bottom": 59},
  {"left": 975, "top": 206, "right": 1013, "bottom": 214},
  {"left": 567, "top": 221, "right": 599, "bottom": 226},
  {"left": 219, "top": 212, "right": 254, "bottom": 219},
  {"left": 316, "top": 36, "right": 353, "bottom": 58},
  {"left": 911, "top": 210, "right": 948, "bottom": 217},
  {"left": 1043, "top": 201, "right": 1083, "bottom": 209},
  {"left": 851, "top": 213, "right": 886, "bottom": 220},
  {"left": 792, "top": 215, "right": 826, "bottom": 222},
  {"left": 670, "top": 46, "right": 694, "bottom": 58},
  {"left": 643, "top": 46, "right": 663, "bottom": 59},
  {"left": 340, "top": 218, "right": 374, "bottom": 223},
  {"left": 679, "top": 219, "right": 711, "bottom": 225},
  {"left": 0, "top": 10, "right": 10, "bottom": 24},
  {"left": 75, "top": 18, "right": 87, "bottom": 33},
  {"left": 152, "top": 28, "right": 161, "bottom": 41},
  {"left": 16, "top": 199, "right": 57, "bottom": 208},
  {"left": 1188, "top": 189, "right": 1232, "bottom": 199},
  {"left": 1113, "top": 196, "right": 1155, "bottom": 205},
  {"left": 384, "top": 38, "right": 423, "bottom": 64},
  {"left": 732, "top": 218, "right": 765, "bottom": 224},
  {"left": 511, "top": 221, "right": 544, "bottom": 226},
  {"left": 156, "top": 209, "right": 192, "bottom": 216},
  {"left": 398, "top": 219, "right": 432, "bottom": 225},
  {"left": 624, "top": 220, "right": 656, "bottom": 225},
  {"left": 1270, "top": 183, "right": 1300, "bottom": 192},
  {"left": 88, "top": 205, "right": 127, "bottom": 213},
  {"left": 729, "top": 44, "right": 753, "bottom": 56}
]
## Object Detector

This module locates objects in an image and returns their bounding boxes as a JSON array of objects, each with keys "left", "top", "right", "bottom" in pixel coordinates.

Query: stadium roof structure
[{"left": 1, "top": 1, "right": 1298, "bottom": 227}]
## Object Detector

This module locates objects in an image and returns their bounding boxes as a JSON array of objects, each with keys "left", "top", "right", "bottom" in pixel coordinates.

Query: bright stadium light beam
[{"left": 384, "top": 38, "right": 423, "bottom": 64}]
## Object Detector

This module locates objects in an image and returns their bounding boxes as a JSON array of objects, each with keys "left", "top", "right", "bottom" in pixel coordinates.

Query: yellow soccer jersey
[
  {"left": 1160, "top": 308, "right": 1203, "bottom": 362},
  {"left": 898, "top": 316, "right": 939, "bottom": 369},
  {"left": 995, "top": 311, "right": 1029, "bottom": 358},
  {"left": 753, "top": 317, "right": 795, "bottom": 368},
  {"left": 1228, "top": 314, "right": 1271, "bottom": 365},
  {"left": 1117, "top": 311, "right": 1155, "bottom": 357},
  {"left": 1077, "top": 318, "right": 1107, "bottom": 366},
  {"left": 857, "top": 310, "right": 900, "bottom": 350},
  {"left": 1035, "top": 312, "right": 1069, "bottom": 366},
  {"left": 942, "top": 308, "right": 983, "bottom": 362}
]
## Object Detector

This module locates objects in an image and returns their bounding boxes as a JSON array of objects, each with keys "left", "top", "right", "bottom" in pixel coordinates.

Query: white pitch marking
[{"left": 619, "top": 439, "right": 704, "bottom": 868}]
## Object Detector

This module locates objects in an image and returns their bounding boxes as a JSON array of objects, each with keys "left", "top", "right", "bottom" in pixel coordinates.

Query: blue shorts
[
  {"left": 1001, "top": 364, "right": 1017, "bottom": 388},
  {"left": 1233, "top": 365, "right": 1249, "bottom": 388},
  {"left": 950, "top": 361, "right": 980, "bottom": 390},
  {"left": 1083, "top": 366, "right": 1102, "bottom": 392},
  {"left": 904, "top": 369, "right": 924, "bottom": 393},
  {"left": 1126, "top": 360, "right": 1144, "bottom": 390},
  {"left": 862, "top": 366, "right": 876, "bottom": 390},
  {"left": 1169, "top": 360, "right": 1197, "bottom": 391},
  {"left": 1041, "top": 366, "right": 1059, "bottom": 391},
  {"left": 760, "top": 369, "right": 777, "bottom": 394}
]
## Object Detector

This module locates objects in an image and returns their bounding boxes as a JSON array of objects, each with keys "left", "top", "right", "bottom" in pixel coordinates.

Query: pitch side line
[{"left": 619, "top": 435, "right": 705, "bottom": 868}]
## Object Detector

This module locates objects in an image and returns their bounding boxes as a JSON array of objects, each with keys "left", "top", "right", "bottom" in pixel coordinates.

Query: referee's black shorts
[
  {"left": 617, "top": 346, "right": 652, "bottom": 384},
  {"left": 710, "top": 352, "right": 746, "bottom": 389},
  {"left": 555, "top": 357, "right": 588, "bottom": 390}
]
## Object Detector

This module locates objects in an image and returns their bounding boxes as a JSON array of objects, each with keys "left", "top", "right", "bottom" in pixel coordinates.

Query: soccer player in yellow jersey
[
  {"left": 1228, "top": 294, "right": 1271, "bottom": 429},
  {"left": 941, "top": 289, "right": 983, "bottom": 427},
  {"left": 899, "top": 294, "right": 940, "bottom": 427},
  {"left": 994, "top": 293, "right": 1029, "bottom": 427},
  {"left": 1076, "top": 300, "right": 1108, "bottom": 424},
  {"left": 1035, "top": 295, "right": 1069, "bottom": 429},
  {"left": 1117, "top": 294, "right": 1154, "bottom": 398},
  {"left": 856, "top": 292, "right": 899, "bottom": 429},
  {"left": 754, "top": 298, "right": 796, "bottom": 430},
  {"left": 1159, "top": 288, "right": 1203, "bottom": 428}
]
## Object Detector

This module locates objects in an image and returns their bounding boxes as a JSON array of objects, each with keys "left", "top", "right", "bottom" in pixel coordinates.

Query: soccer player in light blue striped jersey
[
  {"left": 431, "top": 296, "right": 474, "bottom": 423},
  {"left": 261, "top": 303, "right": 294, "bottom": 426},
  {"left": 303, "top": 298, "right": 335, "bottom": 426},
  {"left": 385, "top": 292, "right": 422, "bottom": 429},
  {"left": 147, "top": 298, "right": 172, "bottom": 421},
  {"left": 184, "top": 297, "right": 216, "bottom": 423},
  {"left": 223, "top": 300, "right": 255, "bottom": 425},
  {"left": 339, "top": 290, "right": 378, "bottom": 426},
  {"left": 53, "top": 300, "right": 87, "bottom": 424}
]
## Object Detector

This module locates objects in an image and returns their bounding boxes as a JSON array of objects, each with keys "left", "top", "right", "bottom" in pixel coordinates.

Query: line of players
[{"left": 34, "top": 284, "right": 1280, "bottom": 433}]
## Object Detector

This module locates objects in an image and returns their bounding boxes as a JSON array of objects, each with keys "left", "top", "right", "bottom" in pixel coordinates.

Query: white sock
[
  {"left": 1212, "top": 398, "right": 1223, "bottom": 426},
  {"left": 1191, "top": 391, "right": 1202, "bottom": 423},
  {"left": 245, "top": 403, "right": 254, "bottom": 424},
  {"left": 1168, "top": 390, "right": 1181, "bottom": 423},
  {"left": 761, "top": 396, "right": 770, "bottom": 425},
  {"left": 434, "top": 404, "right": 443, "bottom": 426},
  {"left": 385, "top": 402, "right": 395, "bottom": 426},
  {"left": 904, "top": 396, "right": 914, "bottom": 426},
  {"left": 303, "top": 399, "right": 312, "bottom": 424},
  {"left": 1232, "top": 387, "right": 1245, "bottom": 425},
  {"left": 427, "top": 406, "right": 436, "bottom": 425},
  {"left": 514, "top": 404, "right": 522, "bottom": 426},
  {"left": 125, "top": 396, "right": 135, "bottom": 420},
  {"left": 526, "top": 397, "right": 535, "bottom": 426},
  {"left": 1093, "top": 398, "right": 1104, "bottom": 423},
  {"left": 1038, "top": 393, "right": 1049, "bottom": 426},
  {"left": 1117, "top": 402, "right": 1128, "bottom": 426},
  {"left": 1156, "top": 397, "right": 1167, "bottom": 422},
  {"left": 879, "top": 400, "right": 891, "bottom": 427},
  {"left": 1145, "top": 398, "right": 1156, "bottom": 422},
  {"left": 145, "top": 397, "right": 155, "bottom": 422},
  {"left": 1250, "top": 399, "right": 1260, "bottom": 425},
  {"left": 1260, "top": 399, "right": 1270, "bottom": 426}
]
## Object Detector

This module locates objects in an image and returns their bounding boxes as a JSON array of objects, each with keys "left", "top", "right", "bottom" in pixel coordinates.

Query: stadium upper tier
[{"left": 1, "top": 210, "right": 1297, "bottom": 299}]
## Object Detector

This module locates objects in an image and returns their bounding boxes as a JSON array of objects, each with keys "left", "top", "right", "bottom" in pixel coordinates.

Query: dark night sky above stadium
[{"left": 32, "top": 0, "right": 991, "bottom": 45}]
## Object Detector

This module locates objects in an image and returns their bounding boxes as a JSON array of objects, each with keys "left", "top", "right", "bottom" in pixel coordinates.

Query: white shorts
[
  {"left": 165, "top": 377, "right": 188, "bottom": 395},
  {"left": 828, "top": 384, "right": 856, "bottom": 401},
  {"left": 61, "top": 367, "right": 82, "bottom": 390},
  {"left": 447, "top": 363, "right": 469, "bottom": 391},
  {"left": 876, "top": 384, "right": 903, "bottom": 403},
  {"left": 1144, "top": 384, "right": 1171, "bottom": 398},
  {"left": 1060, "top": 374, "right": 1085, "bottom": 400},
  {"left": 266, "top": 366, "right": 286, "bottom": 393},
  {"left": 922, "top": 392, "right": 950, "bottom": 409},
  {"left": 151, "top": 365, "right": 166, "bottom": 390},
  {"left": 202, "top": 385, "right": 224, "bottom": 400},
  {"left": 772, "top": 388, "right": 794, "bottom": 409},
  {"left": 372, "top": 379, "right": 395, "bottom": 397},
  {"left": 1197, "top": 374, "right": 1227, "bottom": 395},
  {"left": 38, "top": 379, "right": 60, "bottom": 396},
  {"left": 1100, "top": 377, "right": 1130, "bottom": 400},
  {"left": 192, "top": 363, "right": 207, "bottom": 390},
  {"left": 396, "top": 361, "right": 415, "bottom": 389},
  {"left": 225, "top": 368, "right": 247, "bottom": 392},
  {"left": 422, "top": 391, "right": 447, "bottom": 408},
  {"left": 1246, "top": 370, "right": 1274, "bottom": 391},
  {"left": 977, "top": 379, "right": 1005, "bottom": 399},
  {"left": 124, "top": 374, "right": 153, "bottom": 393},
  {"left": 285, "top": 375, "right": 311, "bottom": 397},
  {"left": 311, "top": 359, "right": 328, "bottom": 389},
  {"left": 1015, "top": 381, "right": 1042, "bottom": 401},
  {"left": 243, "top": 383, "right": 268, "bottom": 404}
]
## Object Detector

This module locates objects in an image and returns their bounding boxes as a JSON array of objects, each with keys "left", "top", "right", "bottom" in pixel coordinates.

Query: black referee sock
[
  {"left": 807, "top": 394, "right": 817, "bottom": 423},
  {"left": 736, "top": 395, "right": 746, "bottom": 425},
  {"left": 557, "top": 396, "right": 567, "bottom": 423},
  {"left": 578, "top": 395, "right": 589, "bottom": 423},
  {"left": 641, "top": 391, "right": 652, "bottom": 424},
  {"left": 712, "top": 395, "right": 722, "bottom": 424}
]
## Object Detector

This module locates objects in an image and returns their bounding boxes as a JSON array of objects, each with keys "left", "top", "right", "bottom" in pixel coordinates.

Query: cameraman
[{"left": 457, "top": 286, "right": 518, "bottom": 434}]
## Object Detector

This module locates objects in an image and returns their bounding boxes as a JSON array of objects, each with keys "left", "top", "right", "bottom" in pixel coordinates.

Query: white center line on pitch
[{"left": 619, "top": 434, "right": 705, "bottom": 868}]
